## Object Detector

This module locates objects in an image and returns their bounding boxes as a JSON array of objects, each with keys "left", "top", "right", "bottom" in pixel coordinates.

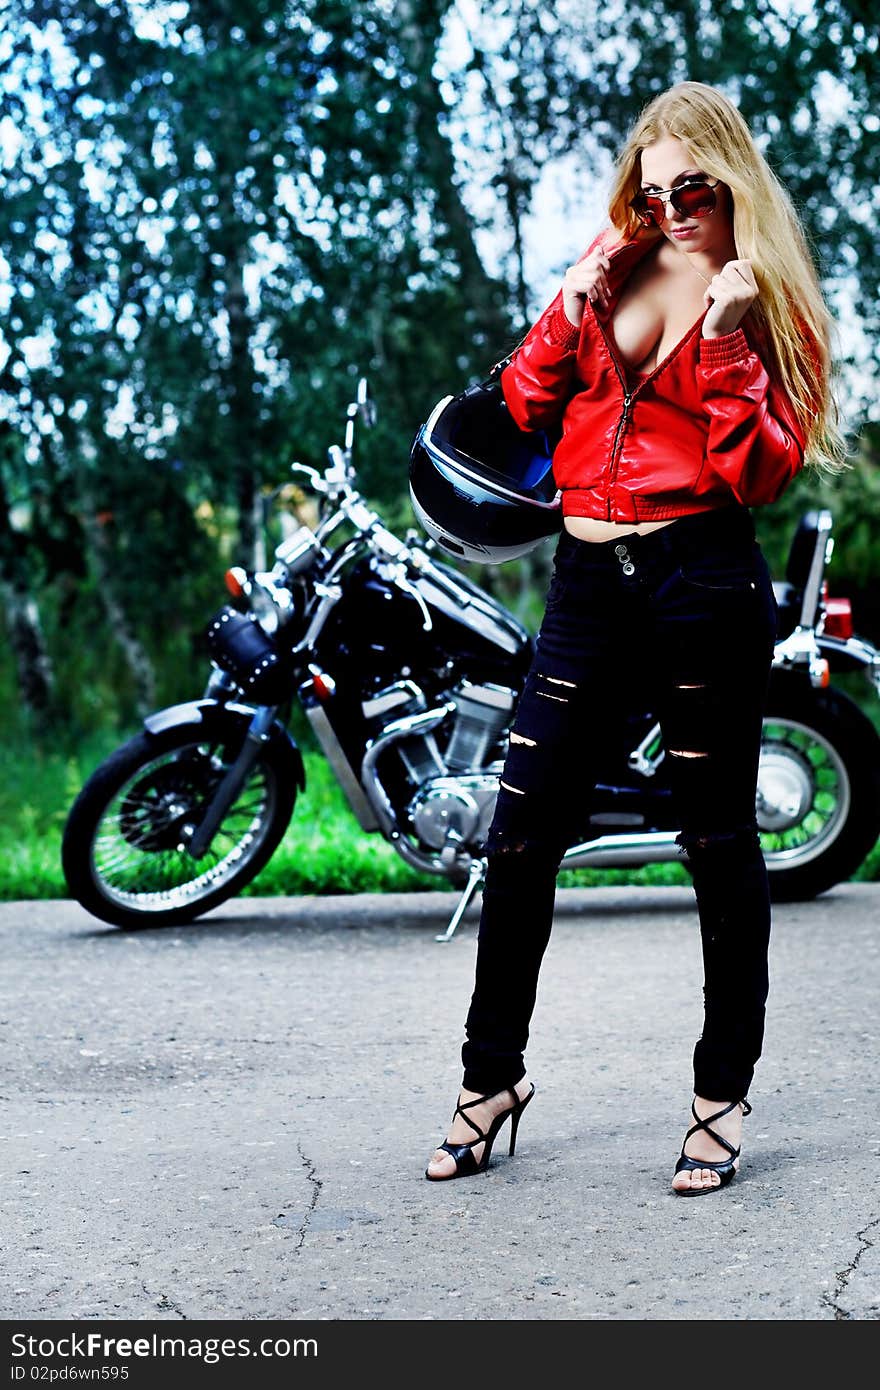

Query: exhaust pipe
[
  {"left": 361, "top": 703, "right": 459, "bottom": 876},
  {"left": 560, "top": 830, "right": 683, "bottom": 868}
]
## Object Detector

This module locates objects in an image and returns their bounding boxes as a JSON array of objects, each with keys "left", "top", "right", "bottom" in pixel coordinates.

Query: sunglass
[{"left": 629, "top": 178, "right": 720, "bottom": 227}]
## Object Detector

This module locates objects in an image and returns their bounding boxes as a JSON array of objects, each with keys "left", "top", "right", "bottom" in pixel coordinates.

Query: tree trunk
[
  {"left": 0, "top": 579, "right": 55, "bottom": 719},
  {"left": 223, "top": 233, "right": 261, "bottom": 567},
  {"left": 0, "top": 469, "right": 55, "bottom": 720},
  {"left": 79, "top": 499, "right": 157, "bottom": 719},
  {"left": 395, "top": 0, "right": 509, "bottom": 341}
]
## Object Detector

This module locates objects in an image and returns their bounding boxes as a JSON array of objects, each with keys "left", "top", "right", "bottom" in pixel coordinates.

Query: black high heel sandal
[
  {"left": 672, "top": 1097, "right": 752, "bottom": 1195},
  {"left": 425, "top": 1082, "right": 536, "bottom": 1181}
]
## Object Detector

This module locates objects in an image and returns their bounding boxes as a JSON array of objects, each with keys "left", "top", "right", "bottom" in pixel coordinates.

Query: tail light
[{"left": 823, "top": 596, "right": 853, "bottom": 640}]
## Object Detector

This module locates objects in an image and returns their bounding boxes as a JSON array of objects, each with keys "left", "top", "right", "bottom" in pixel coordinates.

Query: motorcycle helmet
[{"left": 409, "top": 379, "right": 562, "bottom": 564}]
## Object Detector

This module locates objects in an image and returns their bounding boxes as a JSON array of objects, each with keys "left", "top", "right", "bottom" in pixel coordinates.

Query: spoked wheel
[
  {"left": 758, "top": 684, "right": 880, "bottom": 901},
  {"left": 62, "top": 715, "right": 300, "bottom": 927}
]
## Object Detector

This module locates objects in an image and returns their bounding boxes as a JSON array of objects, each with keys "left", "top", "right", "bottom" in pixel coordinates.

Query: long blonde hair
[{"left": 607, "top": 82, "right": 846, "bottom": 470}]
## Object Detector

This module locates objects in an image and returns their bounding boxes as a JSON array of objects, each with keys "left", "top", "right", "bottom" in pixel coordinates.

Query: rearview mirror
[{"left": 357, "top": 377, "right": 377, "bottom": 428}]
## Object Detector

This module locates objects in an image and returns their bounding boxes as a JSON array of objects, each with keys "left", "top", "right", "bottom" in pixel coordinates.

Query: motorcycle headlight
[
  {"left": 224, "top": 568, "right": 296, "bottom": 636},
  {"left": 248, "top": 578, "right": 285, "bottom": 635}
]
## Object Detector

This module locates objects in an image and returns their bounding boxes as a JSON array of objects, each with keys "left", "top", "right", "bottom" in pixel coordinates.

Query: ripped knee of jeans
[
  {"left": 488, "top": 830, "right": 528, "bottom": 855},
  {"left": 676, "top": 824, "right": 761, "bottom": 858},
  {"left": 486, "top": 820, "right": 564, "bottom": 865}
]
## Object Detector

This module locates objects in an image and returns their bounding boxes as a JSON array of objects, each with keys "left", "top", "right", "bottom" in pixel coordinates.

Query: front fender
[{"left": 143, "top": 699, "right": 306, "bottom": 791}]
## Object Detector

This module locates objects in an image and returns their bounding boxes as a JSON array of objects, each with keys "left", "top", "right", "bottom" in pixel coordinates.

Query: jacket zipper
[
  {"left": 595, "top": 319, "right": 637, "bottom": 522},
  {"left": 606, "top": 390, "right": 633, "bottom": 521},
  {"left": 592, "top": 299, "right": 705, "bottom": 521}
]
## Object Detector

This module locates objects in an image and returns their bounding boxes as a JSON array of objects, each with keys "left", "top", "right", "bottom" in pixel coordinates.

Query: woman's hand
[
  {"left": 561, "top": 247, "right": 612, "bottom": 328},
  {"left": 702, "top": 259, "right": 758, "bottom": 338}
]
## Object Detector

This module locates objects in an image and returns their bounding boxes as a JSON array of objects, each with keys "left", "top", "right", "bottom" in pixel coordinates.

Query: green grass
[
  {"left": 0, "top": 732, "right": 449, "bottom": 901},
  {"left": 0, "top": 733, "right": 113, "bottom": 901},
  {"left": 2, "top": 707, "right": 878, "bottom": 903}
]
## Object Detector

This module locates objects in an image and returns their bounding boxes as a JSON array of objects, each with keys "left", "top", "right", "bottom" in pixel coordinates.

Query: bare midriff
[{"left": 563, "top": 515, "right": 678, "bottom": 541}]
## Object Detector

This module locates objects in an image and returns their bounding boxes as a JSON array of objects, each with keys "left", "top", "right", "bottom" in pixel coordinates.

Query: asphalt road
[{"left": 2, "top": 884, "right": 878, "bottom": 1322}]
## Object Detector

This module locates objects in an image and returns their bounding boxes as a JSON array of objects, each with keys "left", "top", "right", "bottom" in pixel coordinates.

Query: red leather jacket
[{"left": 501, "top": 229, "right": 806, "bottom": 522}]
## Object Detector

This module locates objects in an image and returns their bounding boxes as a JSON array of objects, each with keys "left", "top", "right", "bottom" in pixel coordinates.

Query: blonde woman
[{"left": 425, "top": 81, "right": 841, "bottom": 1193}]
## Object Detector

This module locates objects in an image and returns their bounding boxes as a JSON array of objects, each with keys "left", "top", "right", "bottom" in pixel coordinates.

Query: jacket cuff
[
  {"left": 544, "top": 305, "right": 581, "bottom": 350},
  {"left": 699, "top": 328, "right": 752, "bottom": 367}
]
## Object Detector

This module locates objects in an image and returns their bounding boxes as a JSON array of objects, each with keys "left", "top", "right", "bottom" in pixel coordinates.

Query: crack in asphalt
[
  {"left": 822, "top": 1215, "right": 880, "bottom": 1319},
  {"left": 142, "top": 1281, "right": 188, "bottom": 1320},
  {"left": 293, "top": 1142, "right": 322, "bottom": 1252}
]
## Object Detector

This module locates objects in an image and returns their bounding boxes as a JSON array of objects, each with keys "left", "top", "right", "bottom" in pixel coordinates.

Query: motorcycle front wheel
[
  {"left": 62, "top": 715, "right": 300, "bottom": 928},
  {"left": 758, "top": 682, "right": 880, "bottom": 902}
]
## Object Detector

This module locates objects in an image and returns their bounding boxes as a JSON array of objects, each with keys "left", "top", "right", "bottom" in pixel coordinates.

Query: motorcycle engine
[{"left": 400, "top": 681, "right": 514, "bottom": 851}]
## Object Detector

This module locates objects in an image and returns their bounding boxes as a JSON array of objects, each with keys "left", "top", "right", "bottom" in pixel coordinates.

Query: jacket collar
[
  {"left": 603, "top": 228, "right": 663, "bottom": 291},
  {"left": 589, "top": 229, "right": 663, "bottom": 325}
]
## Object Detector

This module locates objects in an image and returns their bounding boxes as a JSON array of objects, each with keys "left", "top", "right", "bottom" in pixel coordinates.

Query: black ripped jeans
[{"left": 462, "top": 503, "right": 779, "bottom": 1103}]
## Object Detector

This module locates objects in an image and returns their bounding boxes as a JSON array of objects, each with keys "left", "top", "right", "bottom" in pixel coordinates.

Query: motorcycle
[{"left": 62, "top": 380, "right": 880, "bottom": 940}]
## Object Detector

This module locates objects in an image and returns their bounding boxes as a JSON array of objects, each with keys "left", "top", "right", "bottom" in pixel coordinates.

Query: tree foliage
[{"left": 0, "top": 0, "right": 877, "bottom": 729}]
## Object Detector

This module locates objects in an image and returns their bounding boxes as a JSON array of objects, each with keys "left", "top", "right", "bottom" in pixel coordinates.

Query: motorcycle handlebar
[
  {"left": 288, "top": 461, "right": 327, "bottom": 492},
  {"left": 287, "top": 448, "right": 445, "bottom": 599}
]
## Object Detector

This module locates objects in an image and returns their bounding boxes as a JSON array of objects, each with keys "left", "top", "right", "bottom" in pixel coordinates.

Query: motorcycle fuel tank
[{"left": 325, "top": 555, "right": 533, "bottom": 681}]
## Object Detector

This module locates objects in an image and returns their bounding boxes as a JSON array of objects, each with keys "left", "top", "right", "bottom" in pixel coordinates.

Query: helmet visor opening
[{"left": 431, "top": 390, "right": 559, "bottom": 502}]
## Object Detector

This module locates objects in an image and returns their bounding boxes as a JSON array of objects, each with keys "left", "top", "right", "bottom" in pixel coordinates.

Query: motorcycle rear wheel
[
  {"left": 759, "top": 682, "right": 880, "bottom": 902},
  {"left": 62, "top": 717, "right": 299, "bottom": 928}
]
